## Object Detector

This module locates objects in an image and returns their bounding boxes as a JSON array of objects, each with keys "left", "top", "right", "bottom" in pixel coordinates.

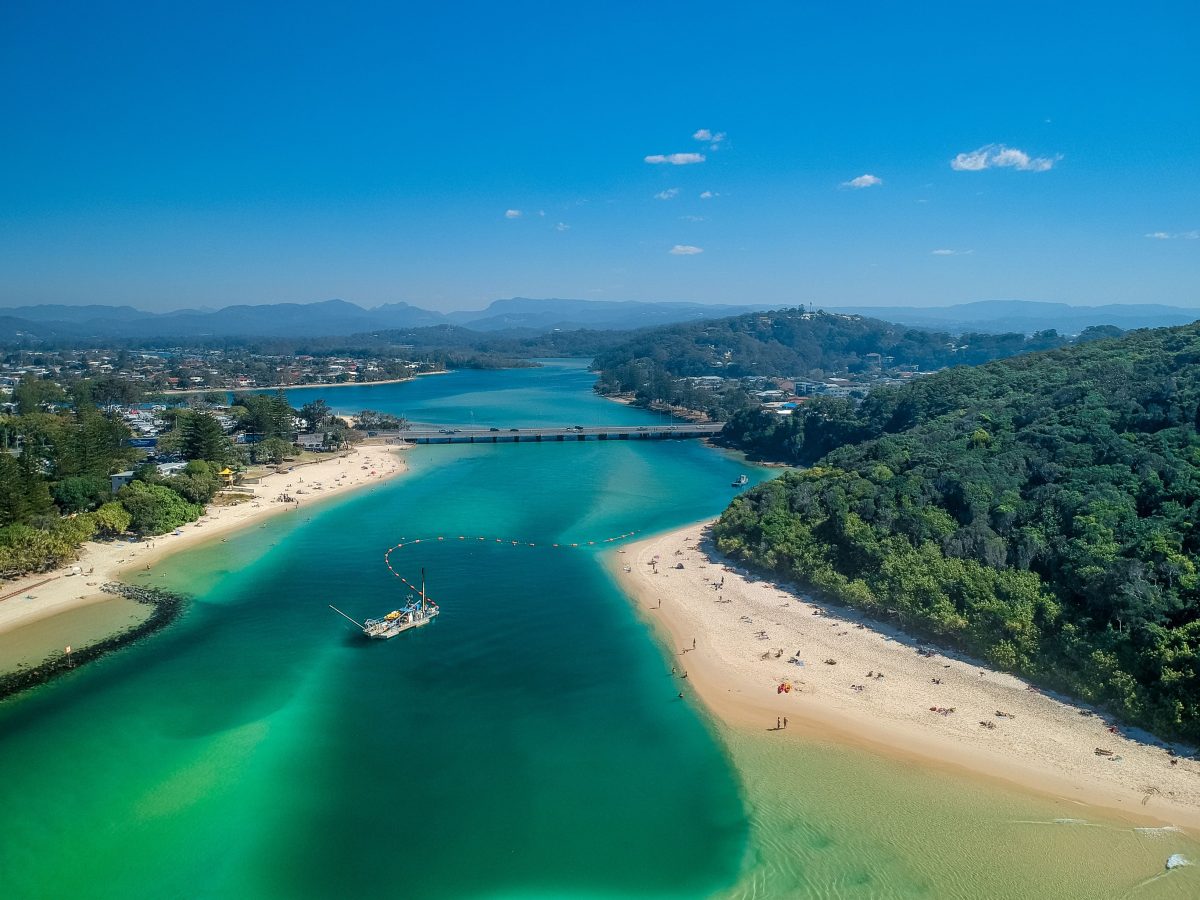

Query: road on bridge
[{"left": 368, "top": 423, "right": 725, "bottom": 444}]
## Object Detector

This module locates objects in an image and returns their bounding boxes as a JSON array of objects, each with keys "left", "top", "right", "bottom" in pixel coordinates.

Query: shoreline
[
  {"left": 610, "top": 520, "right": 1200, "bottom": 831},
  {"left": 158, "top": 371, "right": 449, "bottom": 397},
  {"left": 596, "top": 390, "right": 713, "bottom": 423},
  {"left": 0, "top": 445, "right": 410, "bottom": 653},
  {"left": 0, "top": 584, "right": 187, "bottom": 702}
]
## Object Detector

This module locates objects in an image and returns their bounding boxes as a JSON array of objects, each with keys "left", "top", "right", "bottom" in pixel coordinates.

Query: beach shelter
[{"left": 218, "top": 467, "right": 235, "bottom": 485}]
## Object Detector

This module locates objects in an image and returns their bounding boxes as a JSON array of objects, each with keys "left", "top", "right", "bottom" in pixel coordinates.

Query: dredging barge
[{"left": 330, "top": 569, "right": 439, "bottom": 639}]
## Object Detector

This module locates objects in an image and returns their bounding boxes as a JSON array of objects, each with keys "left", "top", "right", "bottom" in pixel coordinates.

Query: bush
[
  {"left": 0, "top": 516, "right": 97, "bottom": 578},
  {"left": 118, "top": 481, "right": 203, "bottom": 536},
  {"left": 90, "top": 501, "right": 132, "bottom": 538},
  {"left": 53, "top": 475, "right": 113, "bottom": 513},
  {"left": 165, "top": 460, "right": 223, "bottom": 504}
]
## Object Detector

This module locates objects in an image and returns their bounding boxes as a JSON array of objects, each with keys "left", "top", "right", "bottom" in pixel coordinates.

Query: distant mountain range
[
  {"left": 826, "top": 300, "right": 1200, "bottom": 335},
  {"left": 0, "top": 297, "right": 767, "bottom": 343},
  {"left": 3, "top": 297, "right": 1199, "bottom": 344}
]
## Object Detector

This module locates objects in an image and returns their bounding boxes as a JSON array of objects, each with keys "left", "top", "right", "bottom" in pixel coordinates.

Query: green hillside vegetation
[
  {"left": 592, "top": 308, "right": 1068, "bottom": 417},
  {"left": 714, "top": 325, "right": 1200, "bottom": 743}
]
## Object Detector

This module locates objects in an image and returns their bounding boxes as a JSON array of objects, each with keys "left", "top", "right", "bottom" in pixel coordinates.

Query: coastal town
[{"left": 0, "top": 344, "right": 433, "bottom": 400}]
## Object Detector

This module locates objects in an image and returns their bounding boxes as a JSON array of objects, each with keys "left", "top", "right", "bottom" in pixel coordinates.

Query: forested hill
[
  {"left": 592, "top": 307, "right": 1068, "bottom": 389},
  {"left": 714, "top": 324, "right": 1200, "bottom": 742}
]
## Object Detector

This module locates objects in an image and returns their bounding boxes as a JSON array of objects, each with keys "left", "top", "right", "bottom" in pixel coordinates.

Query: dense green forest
[
  {"left": 0, "top": 381, "right": 309, "bottom": 578},
  {"left": 714, "top": 324, "right": 1200, "bottom": 742},
  {"left": 592, "top": 308, "right": 1069, "bottom": 411}
]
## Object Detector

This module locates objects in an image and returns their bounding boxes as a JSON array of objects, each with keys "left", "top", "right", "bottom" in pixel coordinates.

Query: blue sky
[{"left": 1, "top": 1, "right": 1197, "bottom": 311}]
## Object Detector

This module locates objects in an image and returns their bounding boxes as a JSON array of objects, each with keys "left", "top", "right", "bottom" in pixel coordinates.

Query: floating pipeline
[
  {"left": 382, "top": 530, "right": 640, "bottom": 601},
  {"left": 0, "top": 583, "right": 188, "bottom": 703}
]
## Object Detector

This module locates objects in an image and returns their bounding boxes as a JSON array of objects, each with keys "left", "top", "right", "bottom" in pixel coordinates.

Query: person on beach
[
  {"left": 692, "top": 637, "right": 696, "bottom": 650},
  {"left": 784, "top": 717, "right": 788, "bottom": 728},
  {"left": 776, "top": 717, "right": 781, "bottom": 730}
]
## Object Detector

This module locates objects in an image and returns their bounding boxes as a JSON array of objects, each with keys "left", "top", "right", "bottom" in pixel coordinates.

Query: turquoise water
[
  {"left": 270, "top": 358, "right": 679, "bottom": 430},
  {"left": 0, "top": 362, "right": 761, "bottom": 899},
  {"left": 3, "top": 360, "right": 1198, "bottom": 898}
]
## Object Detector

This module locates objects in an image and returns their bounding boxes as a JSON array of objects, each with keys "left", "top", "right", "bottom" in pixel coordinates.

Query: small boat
[
  {"left": 732, "top": 474, "right": 748, "bottom": 487},
  {"left": 330, "top": 569, "right": 439, "bottom": 639}
]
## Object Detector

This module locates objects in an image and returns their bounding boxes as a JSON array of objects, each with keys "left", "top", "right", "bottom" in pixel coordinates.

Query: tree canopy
[{"left": 714, "top": 325, "right": 1200, "bottom": 742}]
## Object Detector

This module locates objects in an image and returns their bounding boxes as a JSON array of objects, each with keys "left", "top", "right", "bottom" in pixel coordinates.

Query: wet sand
[
  {"left": 0, "top": 446, "right": 409, "bottom": 666},
  {"left": 611, "top": 521, "right": 1200, "bottom": 831}
]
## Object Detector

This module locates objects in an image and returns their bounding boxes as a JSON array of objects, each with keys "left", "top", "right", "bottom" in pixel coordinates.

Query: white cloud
[
  {"left": 1145, "top": 230, "right": 1199, "bottom": 240},
  {"left": 645, "top": 152, "right": 706, "bottom": 165},
  {"left": 842, "top": 173, "right": 882, "bottom": 189},
  {"left": 931, "top": 248, "right": 974, "bottom": 256},
  {"left": 655, "top": 188, "right": 680, "bottom": 200},
  {"left": 699, "top": 190, "right": 717, "bottom": 199},
  {"left": 555, "top": 222, "right": 570, "bottom": 232},
  {"left": 504, "top": 209, "right": 522, "bottom": 218},
  {"left": 669, "top": 244, "right": 704, "bottom": 255},
  {"left": 950, "top": 144, "right": 1059, "bottom": 172},
  {"left": 693, "top": 128, "right": 726, "bottom": 149},
  {"left": 679, "top": 215, "right": 706, "bottom": 222}
]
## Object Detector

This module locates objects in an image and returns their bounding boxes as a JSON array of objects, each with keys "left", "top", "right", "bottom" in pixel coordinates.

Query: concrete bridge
[{"left": 371, "top": 423, "right": 724, "bottom": 444}]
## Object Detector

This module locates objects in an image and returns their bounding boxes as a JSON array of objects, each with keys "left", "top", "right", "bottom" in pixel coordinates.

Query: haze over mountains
[
  {"left": 828, "top": 300, "right": 1200, "bottom": 334},
  {"left": 0, "top": 298, "right": 767, "bottom": 342},
  {"left": 2, "top": 297, "right": 1198, "bottom": 344}
]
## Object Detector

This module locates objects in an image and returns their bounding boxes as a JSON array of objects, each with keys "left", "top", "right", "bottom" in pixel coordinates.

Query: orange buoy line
[{"left": 381, "top": 530, "right": 640, "bottom": 601}]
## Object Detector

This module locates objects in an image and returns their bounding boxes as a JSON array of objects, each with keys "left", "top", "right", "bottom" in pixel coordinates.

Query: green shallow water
[
  {"left": 2, "top": 360, "right": 1198, "bottom": 899},
  {"left": 716, "top": 731, "right": 1200, "bottom": 899}
]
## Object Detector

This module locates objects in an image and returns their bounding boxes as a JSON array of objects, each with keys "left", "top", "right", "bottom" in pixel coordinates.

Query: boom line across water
[{"left": 382, "top": 530, "right": 640, "bottom": 601}]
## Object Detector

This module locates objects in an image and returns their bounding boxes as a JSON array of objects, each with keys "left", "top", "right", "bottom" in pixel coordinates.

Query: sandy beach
[
  {"left": 0, "top": 445, "right": 409, "bottom": 649},
  {"left": 613, "top": 521, "right": 1200, "bottom": 830}
]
